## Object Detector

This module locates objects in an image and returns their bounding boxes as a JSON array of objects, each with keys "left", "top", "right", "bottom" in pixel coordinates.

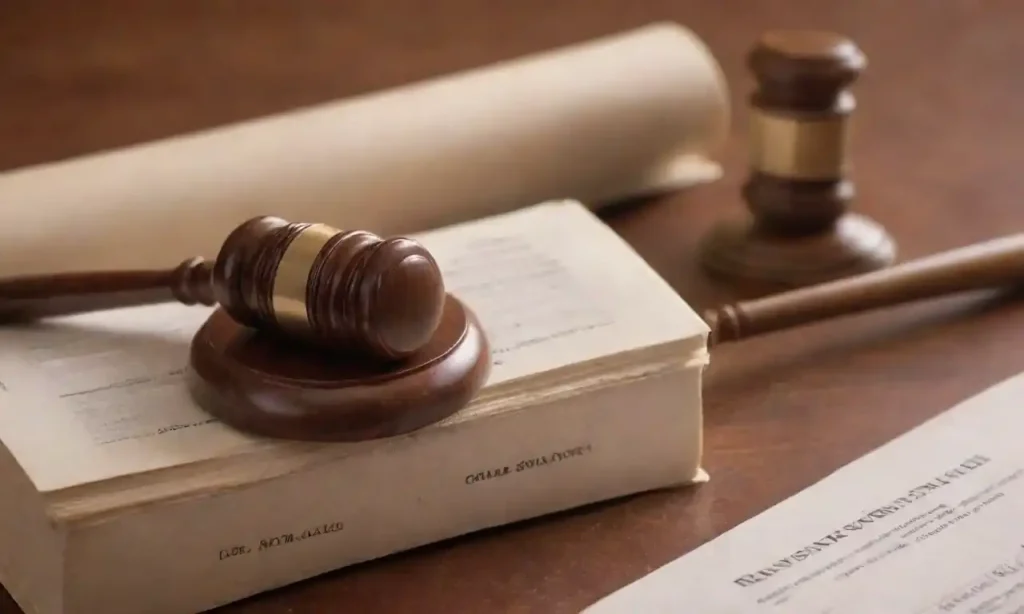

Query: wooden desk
[{"left": 2, "top": 1, "right": 1024, "bottom": 612}]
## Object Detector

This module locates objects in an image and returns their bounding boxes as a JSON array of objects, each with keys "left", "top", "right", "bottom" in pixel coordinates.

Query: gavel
[
  {"left": 0, "top": 216, "right": 448, "bottom": 361},
  {"left": 1, "top": 219, "right": 1022, "bottom": 354}
]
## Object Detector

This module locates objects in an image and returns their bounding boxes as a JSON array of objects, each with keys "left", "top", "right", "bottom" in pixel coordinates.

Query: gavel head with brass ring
[
  {"left": 205, "top": 216, "right": 446, "bottom": 361},
  {"left": 745, "top": 30, "right": 865, "bottom": 235},
  {"left": 694, "top": 29, "right": 895, "bottom": 289}
]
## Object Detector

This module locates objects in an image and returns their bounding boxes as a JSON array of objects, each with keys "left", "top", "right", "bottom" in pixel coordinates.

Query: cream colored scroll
[{"left": 0, "top": 22, "right": 729, "bottom": 277}]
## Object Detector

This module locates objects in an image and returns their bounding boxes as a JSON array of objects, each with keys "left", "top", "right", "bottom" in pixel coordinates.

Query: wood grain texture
[{"left": 3, "top": 1, "right": 1024, "bottom": 612}]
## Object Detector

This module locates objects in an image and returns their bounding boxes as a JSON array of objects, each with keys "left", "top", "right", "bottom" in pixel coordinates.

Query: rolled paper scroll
[{"left": 0, "top": 22, "right": 729, "bottom": 277}]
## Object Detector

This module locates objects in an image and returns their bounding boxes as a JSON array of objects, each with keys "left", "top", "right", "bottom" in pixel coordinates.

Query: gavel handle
[
  {"left": 0, "top": 258, "right": 215, "bottom": 321},
  {"left": 704, "top": 234, "right": 1024, "bottom": 345}
]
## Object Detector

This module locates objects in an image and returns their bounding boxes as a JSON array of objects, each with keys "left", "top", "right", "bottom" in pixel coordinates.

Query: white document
[{"left": 584, "top": 372, "right": 1024, "bottom": 614}]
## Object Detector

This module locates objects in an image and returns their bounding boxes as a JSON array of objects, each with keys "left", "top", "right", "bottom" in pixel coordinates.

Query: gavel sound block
[
  {"left": 0, "top": 216, "right": 491, "bottom": 442},
  {"left": 698, "top": 29, "right": 897, "bottom": 289}
]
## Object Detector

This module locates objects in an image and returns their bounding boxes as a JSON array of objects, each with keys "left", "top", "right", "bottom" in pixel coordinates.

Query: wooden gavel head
[
  {"left": 179, "top": 216, "right": 446, "bottom": 361},
  {"left": 0, "top": 218, "right": 488, "bottom": 442},
  {"left": 181, "top": 217, "right": 489, "bottom": 443}
]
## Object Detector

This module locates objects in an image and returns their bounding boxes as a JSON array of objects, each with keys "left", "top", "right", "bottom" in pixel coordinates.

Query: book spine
[{"left": 63, "top": 365, "right": 705, "bottom": 614}]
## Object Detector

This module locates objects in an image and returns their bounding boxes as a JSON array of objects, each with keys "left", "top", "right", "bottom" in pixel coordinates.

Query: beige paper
[{"left": 0, "top": 22, "right": 728, "bottom": 277}]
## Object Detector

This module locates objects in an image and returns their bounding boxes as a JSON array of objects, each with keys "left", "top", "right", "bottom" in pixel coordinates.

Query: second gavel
[{"left": 0, "top": 216, "right": 447, "bottom": 361}]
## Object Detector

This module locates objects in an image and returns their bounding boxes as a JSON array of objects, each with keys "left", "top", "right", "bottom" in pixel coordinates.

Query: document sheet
[{"left": 585, "top": 372, "right": 1024, "bottom": 614}]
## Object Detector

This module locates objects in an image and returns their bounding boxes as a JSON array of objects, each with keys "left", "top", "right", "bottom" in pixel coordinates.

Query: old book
[
  {"left": 0, "top": 21, "right": 728, "bottom": 278},
  {"left": 0, "top": 200, "right": 710, "bottom": 614}
]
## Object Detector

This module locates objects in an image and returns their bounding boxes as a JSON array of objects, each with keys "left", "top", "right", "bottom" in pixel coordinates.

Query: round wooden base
[
  {"left": 697, "top": 213, "right": 896, "bottom": 288},
  {"left": 185, "top": 294, "right": 490, "bottom": 442}
]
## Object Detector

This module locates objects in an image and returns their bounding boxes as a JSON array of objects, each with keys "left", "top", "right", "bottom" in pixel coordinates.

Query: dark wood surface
[{"left": 3, "top": 1, "right": 1024, "bottom": 612}]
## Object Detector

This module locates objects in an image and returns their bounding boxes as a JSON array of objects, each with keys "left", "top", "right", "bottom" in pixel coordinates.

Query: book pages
[
  {"left": 62, "top": 366, "right": 705, "bottom": 614},
  {"left": 0, "top": 22, "right": 728, "bottom": 278},
  {"left": 0, "top": 201, "right": 707, "bottom": 493},
  {"left": 417, "top": 201, "right": 708, "bottom": 387}
]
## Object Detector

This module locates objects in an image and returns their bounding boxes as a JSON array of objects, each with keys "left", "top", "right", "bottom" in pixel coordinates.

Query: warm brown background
[{"left": 2, "top": 1, "right": 1024, "bottom": 612}]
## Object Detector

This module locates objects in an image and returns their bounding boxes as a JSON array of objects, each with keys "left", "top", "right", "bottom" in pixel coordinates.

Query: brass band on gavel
[
  {"left": 747, "top": 96, "right": 851, "bottom": 183},
  {"left": 270, "top": 223, "right": 373, "bottom": 335}
]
